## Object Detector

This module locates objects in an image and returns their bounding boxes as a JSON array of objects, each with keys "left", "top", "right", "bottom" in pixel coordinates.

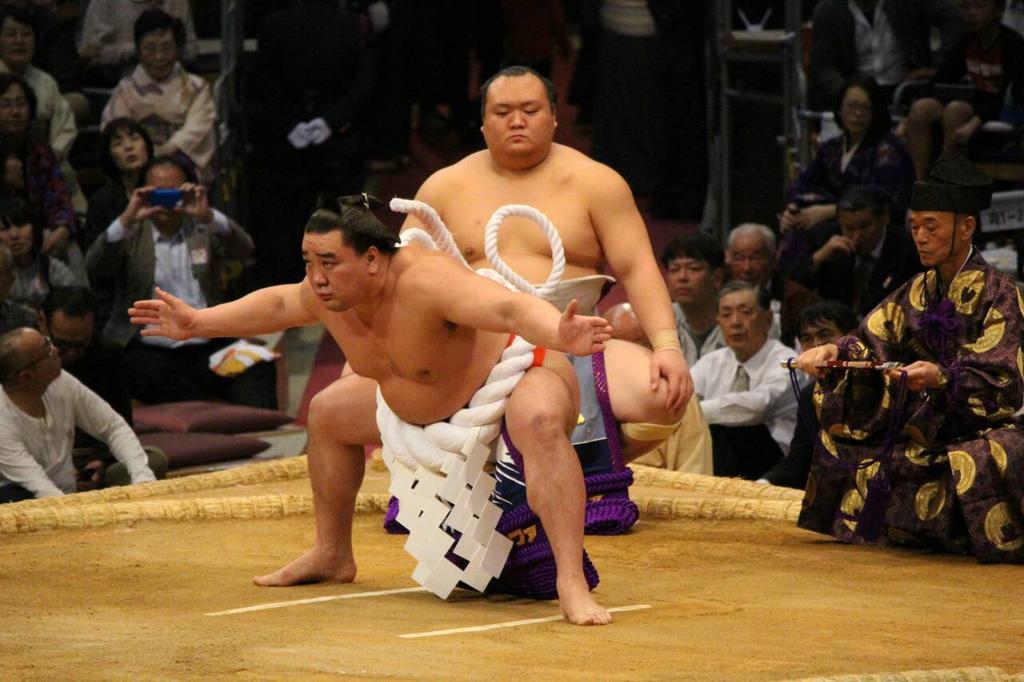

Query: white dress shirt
[
  {"left": 673, "top": 302, "right": 726, "bottom": 367},
  {"left": 691, "top": 339, "right": 799, "bottom": 455},
  {"left": 0, "top": 372, "right": 156, "bottom": 498},
  {"left": 849, "top": 0, "right": 909, "bottom": 86}
]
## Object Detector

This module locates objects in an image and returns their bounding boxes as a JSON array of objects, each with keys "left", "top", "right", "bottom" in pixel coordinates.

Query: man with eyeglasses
[
  {"left": 0, "top": 326, "right": 162, "bottom": 504},
  {"left": 727, "top": 221, "right": 830, "bottom": 350},
  {"left": 38, "top": 286, "right": 138, "bottom": 487}
]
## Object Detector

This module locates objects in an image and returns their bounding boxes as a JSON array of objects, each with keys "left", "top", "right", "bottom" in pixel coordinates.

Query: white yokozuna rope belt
[{"left": 377, "top": 198, "right": 565, "bottom": 598}]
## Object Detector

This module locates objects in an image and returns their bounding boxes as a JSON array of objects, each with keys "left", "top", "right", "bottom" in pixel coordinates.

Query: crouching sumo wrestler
[{"left": 129, "top": 196, "right": 615, "bottom": 625}]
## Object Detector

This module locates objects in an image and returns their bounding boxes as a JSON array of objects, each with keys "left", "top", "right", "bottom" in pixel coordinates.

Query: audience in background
[
  {"left": 0, "top": 73, "right": 82, "bottom": 277},
  {"left": 690, "top": 280, "right": 798, "bottom": 480},
  {"left": 782, "top": 74, "right": 915, "bottom": 235},
  {"left": 779, "top": 186, "right": 922, "bottom": 318},
  {"left": 726, "top": 221, "right": 825, "bottom": 349},
  {"left": 86, "top": 155, "right": 276, "bottom": 409},
  {"left": 101, "top": 9, "right": 215, "bottom": 185},
  {"left": 0, "top": 326, "right": 164, "bottom": 504},
  {"left": 0, "top": 242, "right": 34, "bottom": 332},
  {"left": 0, "top": 6, "right": 75, "bottom": 160},
  {"left": 661, "top": 232, "right": 726, "bottom": 367},
  {"left": 807, "top": 0, "right": 965, "bottom": 109},
  {"left": 82, "top": 117, "right": 154, "bottom": 329},
  {"left": 78, "top": 0, "right": 197, "bottom": 86},
  {"left": 251, "top": 0, "right": 373, "bottom": 286},
  {"left": 0, "top": 196, "right": 84, "bottom": 308},
  {"left": 38, "top": 286, "right": 138, "bottom": 488},
  {"left": 761, "top": 300, "right": 858, "bottom": 489},
  {"left": 904, "top": 0, "right": 1024, "bottom": 178}
]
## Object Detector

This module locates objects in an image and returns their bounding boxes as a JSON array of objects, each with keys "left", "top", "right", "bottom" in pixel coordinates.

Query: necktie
[{"left": 731, "top": 364, "right": 750, "bottom": 392}]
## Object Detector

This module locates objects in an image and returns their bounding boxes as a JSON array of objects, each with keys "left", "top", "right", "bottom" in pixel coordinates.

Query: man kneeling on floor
[
  {"left": 0, "top": 327, "right": 165, "bottom": 503},
  {"left": 129, "top": 195, "right": 615, "bottom": 625}
]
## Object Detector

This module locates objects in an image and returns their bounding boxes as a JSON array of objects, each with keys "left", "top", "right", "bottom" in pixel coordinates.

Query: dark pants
[
  {"left": 123, "top": 338, "right": 277, "bottom": 409},
  {"left": 710, "top": 424, "right": 784, "bottom": 480},
  {"left": 0, "top": 484, "right": 34, "bottom": 504}
]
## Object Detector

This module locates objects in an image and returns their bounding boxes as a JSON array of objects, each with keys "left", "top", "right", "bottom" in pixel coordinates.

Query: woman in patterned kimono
[{"left": 794, "top": 154, "right": 1024, "bottom": 563}]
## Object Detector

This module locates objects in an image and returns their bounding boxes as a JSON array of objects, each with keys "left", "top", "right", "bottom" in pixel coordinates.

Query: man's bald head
[{"left": 726, "top": 223, "right": 776, "bottom": 289}]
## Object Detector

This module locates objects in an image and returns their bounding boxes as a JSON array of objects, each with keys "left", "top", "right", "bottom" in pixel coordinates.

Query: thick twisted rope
[
  {"left": 483, "top": 203, "right": 566, "bottom": 299},
  {"left": 389, "top": 198, "right": 467, "bottom": 266},
  {"left": 373, "top": 199, "right": 570, "bottom": 599}
]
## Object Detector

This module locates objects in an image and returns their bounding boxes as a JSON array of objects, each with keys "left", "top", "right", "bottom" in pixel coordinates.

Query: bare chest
[{"left": 440, "top": 180, "right": 604, "bottom": 279}]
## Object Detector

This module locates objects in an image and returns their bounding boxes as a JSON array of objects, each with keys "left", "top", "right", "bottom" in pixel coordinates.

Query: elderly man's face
[
  {"left": 726, "top": 233, "right": 773, "bottom": 288},
  {"left": 717, "top": 288, "right": 771, "bottom": 362},
  {"left": 908, "top": 210, "right": 968, "bottom": 269}
]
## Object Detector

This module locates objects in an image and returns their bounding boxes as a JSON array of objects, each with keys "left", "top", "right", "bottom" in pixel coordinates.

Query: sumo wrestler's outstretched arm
[
  {"left": 128, "top": 284, "right": 319, "bottom": 340},
  {"left": 415, "top": 256, "right": 612, "bottom": 356}
]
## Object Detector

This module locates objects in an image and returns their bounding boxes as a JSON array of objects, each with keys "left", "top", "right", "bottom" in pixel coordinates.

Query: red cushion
[
  {"left": 133, "top": 401, "right": 293, "bottom": 435},
  {"left": 139, "top": 432, "right": 270, "bottom": 469}
]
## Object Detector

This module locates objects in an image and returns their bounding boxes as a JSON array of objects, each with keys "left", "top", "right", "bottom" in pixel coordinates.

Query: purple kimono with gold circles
[{"left": 798, "top": 250, "right": 1024, "bottom": 563}]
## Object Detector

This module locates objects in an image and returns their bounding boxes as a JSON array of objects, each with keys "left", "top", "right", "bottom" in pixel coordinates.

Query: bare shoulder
[
  {"left": 551, "top": 144, "right": 631, "bottom": 196},
  {"left": 416, "top": 151, "right": 491, "bottom": 201}
]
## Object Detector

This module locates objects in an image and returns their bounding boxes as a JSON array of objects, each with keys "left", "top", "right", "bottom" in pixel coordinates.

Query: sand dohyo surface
[{"left": 1, "top": 460, "right": 1022, "bottom": 681}]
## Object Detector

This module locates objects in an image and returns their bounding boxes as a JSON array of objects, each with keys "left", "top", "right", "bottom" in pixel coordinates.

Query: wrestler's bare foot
[
  {"left": 558, "top": 575, "right": 611, "bottom": 626},
  {"left": 253, "top": 547, "right": 357, "bottom": 587}
]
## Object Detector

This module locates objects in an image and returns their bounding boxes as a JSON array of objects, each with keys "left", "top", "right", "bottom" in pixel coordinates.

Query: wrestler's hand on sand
[
  {"left": 795, "top": 343, "right": 838, "bottom": 379},
  {"left": 129, "top": 287, "right": 199, "bottom": 340},
  {"left": 559, "top": 299, "right": 612, "bottom": 356},
  {"left": 650, "top": 350, "right": 692, "bottom": 413},
  {"left": 886, "top": 361, "right": 942, "bottom": 391}
]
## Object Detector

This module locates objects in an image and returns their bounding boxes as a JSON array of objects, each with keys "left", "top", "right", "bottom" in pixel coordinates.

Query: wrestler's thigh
[
  {"left": 603, "top": 338, "right": 676, "bottom": 424},
  {"left": 506, "top": 351, "right": 579, "bottom": 435},
  {"left": 308, "top": 371, "right": 381, "bottom": 444}
]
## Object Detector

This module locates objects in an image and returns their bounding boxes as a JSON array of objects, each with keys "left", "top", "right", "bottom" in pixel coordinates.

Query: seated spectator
[
  {"left": 0, "top": 196, "right": 84, "bottom": 308},
  {"left": 779, "top": 186, "right": 922, "bottom": 318},
  {"left": 38, "top": 286, "right": 131, "bottom": 427},
  {"left": 78, "top": 0, "right": 197, "bottom": 87},
  {"left": 782, "top": 74, "right": 915, "bottom": 235},
  {"left": 0, "top": 7, "right": 75, "bottom": 160},
  {"left": 661, "top": 232, "right": 726, "bottom": 366},
  {"left": 38, "top": 286, "right": 136, "bottom": 486},
  {"left": 0, "top": 327, "right": 164, "bottom": 503},
  {"left": 904, "top": 0, "right": 1024, "bottom": 178},
  {"left": 807, "top": 0, "right": 965, "bottom": 110},
  {"left": 101, "top": 9, "right": 214, "bottom": 184},
  {"left": 760, "top": 300, "right": 858, "bottom": 489},
  {"left": 0, "top": 73, "right": 81, "bottom": 276},
  {"left": 690, "top": 280, "right": 798, "bottom": 480},
  {"left": 82, "top": 117, "right": 154, "bottom": 329},
  {"left": 0, "top": 242, "right": 34, "bottom": 332},
  {"left": 726, "top": 224, "right": 824, "bottom": 347},
  {"left": 85, "top": 155, "right": 277, "bottom": 409}
]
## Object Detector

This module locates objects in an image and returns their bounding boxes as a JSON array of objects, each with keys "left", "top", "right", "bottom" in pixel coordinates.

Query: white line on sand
[
  {"left": 205, "top": 586, "right": 428, "bottom": 617},
  {"left": 398, "top": 604, "right": 652, "bottom": 639}
]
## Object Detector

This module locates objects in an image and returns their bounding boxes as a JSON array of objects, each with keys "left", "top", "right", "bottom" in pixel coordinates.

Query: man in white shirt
[
  {"left": 690, "top": 281, "right": 798, "bottom": 479},
  {"left": 0, "top": 327, "right": 161, "bottom": 503}
]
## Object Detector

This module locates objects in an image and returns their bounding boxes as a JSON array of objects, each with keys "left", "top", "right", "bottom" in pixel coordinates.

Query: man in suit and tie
[{"left": 778, "top": 185, "right": 922, "bottom": 318}]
